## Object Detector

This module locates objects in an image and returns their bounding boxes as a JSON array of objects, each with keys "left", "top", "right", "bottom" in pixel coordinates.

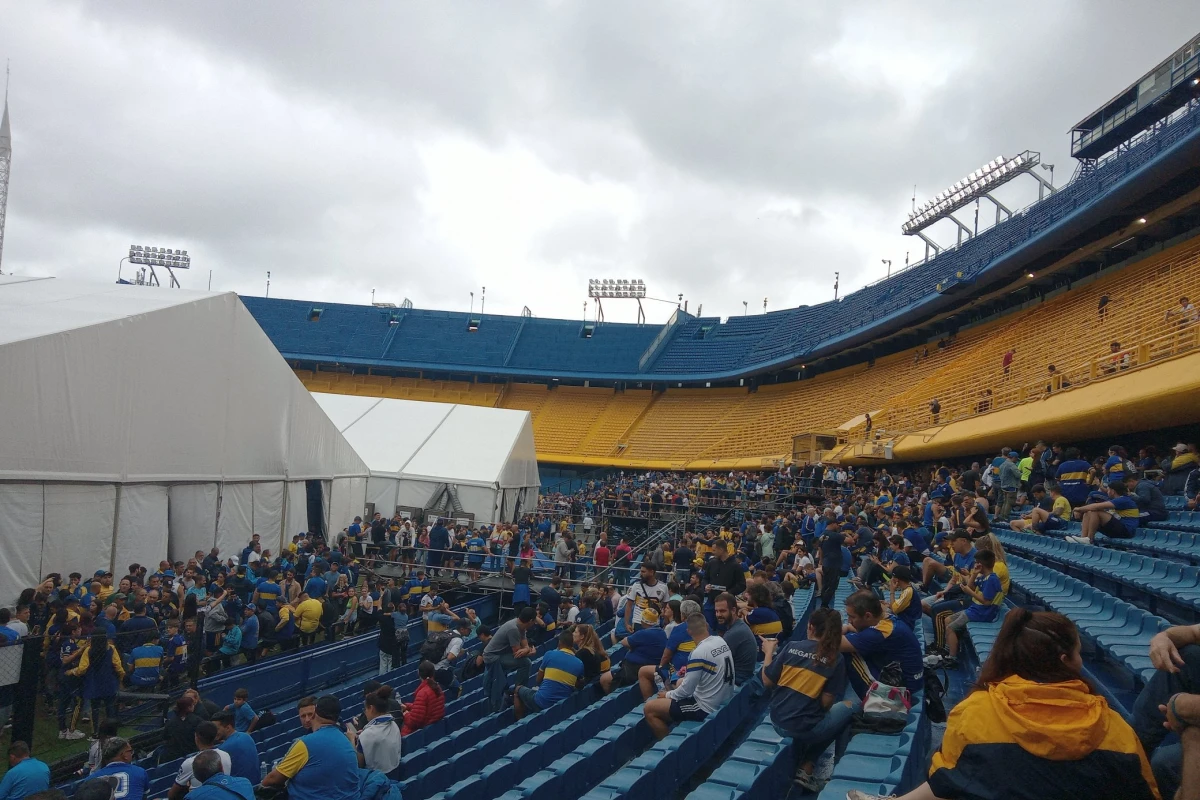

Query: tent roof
[
  {"left": 0, "top": 276, "right": 369, "bottom": 482},
  {"left": 313, "top": 393, "right": 540, "bottom": 489}
]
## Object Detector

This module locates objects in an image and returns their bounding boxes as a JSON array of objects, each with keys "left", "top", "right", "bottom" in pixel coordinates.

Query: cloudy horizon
[{"left": 1, "top": 2, "right": 1198, "bottom": 324}]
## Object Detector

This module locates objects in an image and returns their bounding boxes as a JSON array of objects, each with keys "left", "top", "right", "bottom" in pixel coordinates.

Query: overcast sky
[{"left": 2, "top": 3, "right": 1199, "bottom": 324}]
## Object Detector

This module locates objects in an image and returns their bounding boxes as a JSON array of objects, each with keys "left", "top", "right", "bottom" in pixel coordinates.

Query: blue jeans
[
  {"left": 484, "top": 652, "right": 531, "bottom": 712},
  {"left": 774, "top": 701, "right": 855, "bottom": 767}
]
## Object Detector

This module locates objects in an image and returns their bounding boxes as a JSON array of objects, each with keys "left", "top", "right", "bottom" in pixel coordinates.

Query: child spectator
[
  {"left": 928, "top": 550, "right": 1002, "bottom": 670},
  {"left": 225, "top": 689, "right": 260, "bottom": 734}
]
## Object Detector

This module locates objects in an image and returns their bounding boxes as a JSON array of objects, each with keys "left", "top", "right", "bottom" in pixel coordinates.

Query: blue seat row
[
  {"left": 1147, "top": 509, "right": 1200, "bottom": 531},
  {"left": 581, "top": 675, "right": 760, "bottom": 800},
  {"left": 1005, "top": 555, "right": 1166, "bottom": 686},
  {"left": 997, "top": 531, "right": 1200, "bottom": 619},
  {"left": 440, "top": 684, "right": 642, "bottom": 800},
  {"left": 820, "top": 702, "right": 930, "bottom": 800}
]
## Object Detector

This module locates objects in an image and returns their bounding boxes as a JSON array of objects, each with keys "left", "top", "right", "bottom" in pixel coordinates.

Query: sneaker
[
  {"left": 1064, "top": 536, "right": 1093, "bottom": 545},
  {"left": 64, "top": 729, "right": 87, "bottom": 740},
  {"left": 793, "top": 769, "right": 824, "bottom": 792},
  {"left": 846, "top": 792, "right": 898, "bottom": 800},
  {"left": 924, "top": 642, "right": 946, "bottom": 656},
  {"left": 923, "top": 653, "right": 945, "bottom": 668}
]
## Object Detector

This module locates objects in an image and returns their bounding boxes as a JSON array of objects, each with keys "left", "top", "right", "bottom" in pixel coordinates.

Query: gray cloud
[{"left": 2, "top": 1, "right": 1198, "bottom": 324}]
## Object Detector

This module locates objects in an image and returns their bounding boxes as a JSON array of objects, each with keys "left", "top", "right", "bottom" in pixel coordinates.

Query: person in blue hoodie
[
  {"left": 186, "top": 750, "right": 254, "bottom": 800},
  {"left": 67, "top": 632, "right": 125, "bottom": 737}
]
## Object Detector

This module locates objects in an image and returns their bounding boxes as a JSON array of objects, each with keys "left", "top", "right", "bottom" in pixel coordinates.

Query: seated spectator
[
  {"left": 90, "top": 738, "right": 148, "bottom": 800},
  {"left": 743, "top": 584, "right": 783, "bottom": 643},
  {"left": 224, "top": 688, "right": 259, "bottom": 734},
  {"left": 346, "top": 685, "right": 402, "bottom": 774},
  {"left": 572, "top": 625, "right": 611, "bottom": 685},
  {"left": 167, "top": 722, "right": 230, "bottom": 800},
  {"left": 848, "top": 610, "right": 1157, "bottom": 800},
  {"left": 714, "top": 593, "right": 758, "bottom": 685},
  {"left": 401, "top": 662, "right": 445, "bottom": 736},
  {"left": 1165, "top": 442, "right": 1200, "bottom": 495},
  {"left": 482, "top": 607, "right": 536, "bottom": 713},
  {"left": 184, "top": 750, "right": 254, "bottom": 800},
  {"left": 886, "top": 566, "right": 922, "bottom": 632},
  {"left": 261, "top": 696, "right": 359, "bottom": 800},
  {"left": 1125, "top": 473, "right": 1168, "bottom": 525},
  {"left": 1132, "top": 621, "right": 1200, "bottom": 798},
  {"left": 609, "top": 607, "right": 667, "bottom": 696},
  {"left": 515, "top": 631, "right": 584, "bottom": 719},
  {"left": 642, "top": 613, "right": 735, "bottom": 740},
  {"left": 761, "top": 609, "right": 853, "bottom": 793},
  {"left": 162, "top": 697, "right": 202, "bottom": 763},
  {"left": 926, "top": 551, "right": 1002, "bottom": 670},
  {"left": 840, "top": 590, "right": 924, "bottom": 697},
  {"left": 0, "top": 742, "right": 50, "bottom": 800},
  {"left": 1066, "top": 482, "right": 1140, "bottom": 544},
  {"left": 211, "top": 710, "right": 260, "bottom": 786}
]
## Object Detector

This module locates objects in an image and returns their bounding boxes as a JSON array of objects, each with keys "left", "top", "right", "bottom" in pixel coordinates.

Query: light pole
[
  {"left": 743, "top": 301, "right": 748, "bottom": 316},
  {"left": 882, "top": 259, "right": 892, "bottom": 278},
  {"left": 117, "top": 256, "right": 130, "bottom": 282},
  {"left": 266, "top": 271, "right": 271, "bottom": 298},
  {"left": 834, "top": 272, "right": 840, "bottom": 301},
  {"left": 1041, "top": 163, "right": 1055, "bottom": 188},
  {"left": 763, "top": 297, "right": 768, "bottom": 313}
]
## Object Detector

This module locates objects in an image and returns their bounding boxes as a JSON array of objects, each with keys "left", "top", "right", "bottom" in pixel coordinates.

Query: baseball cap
[
  {"left": 891, "top": 565, "right": 914, "bottom": 583},
  {"left": 1173, "top": 443, "right": 1189, "bottom": 453},
  {"left": 245, "top": 603, "right": 257, "bottom": 612},
  {"left": 315, "top": 695, "right": 341, "bottom": 721},
  {"left": 109, "top": 593, "right": 127, "bottom": 601}
]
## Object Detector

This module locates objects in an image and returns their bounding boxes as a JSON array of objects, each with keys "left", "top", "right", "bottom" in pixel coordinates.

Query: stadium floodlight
[
  {"left": 128, "top": 243, "right": 191, "bottom": 288},
  {"left": 902, "top": 150, "right": 1050, "bottom": 237},
  {"left": 588, "top": 277, "right": 647, "bottom": 299}
]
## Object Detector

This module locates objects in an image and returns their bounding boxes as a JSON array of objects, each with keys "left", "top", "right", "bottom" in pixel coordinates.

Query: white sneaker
[
  {"left": 64, "top": 729, "right": 87, "bottom": 740},
  {"left": 845, "top": 791, "right": 898, "bottom": 800},
  {"left": 1064, "top": 536, "right": 1088, "bottom": 545}
]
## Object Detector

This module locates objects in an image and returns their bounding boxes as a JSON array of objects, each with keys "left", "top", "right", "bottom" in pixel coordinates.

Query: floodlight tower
[
  {"left": 588, "top": 278, "right": 648, "bottom": 324},
  {"left": 0, "top": 78, "right": 11, "bottom": 275}
]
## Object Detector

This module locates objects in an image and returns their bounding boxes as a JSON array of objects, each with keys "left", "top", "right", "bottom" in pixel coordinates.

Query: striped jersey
[{"left": 667, "top": 635, "right": 734, "bottom": 713}]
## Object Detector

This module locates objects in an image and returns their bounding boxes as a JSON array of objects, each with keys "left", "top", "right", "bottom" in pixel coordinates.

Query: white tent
[
  {"left": 0, "top": 276, "right": 369, "bottom": 602},
  {"left": 313, "top": 393, "right": 540, "bottom": 526}
]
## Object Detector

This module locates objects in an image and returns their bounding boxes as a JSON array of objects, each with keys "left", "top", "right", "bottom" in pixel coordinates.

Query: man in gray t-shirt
[
  {"left": 483, "top": 607, "right": 537, "bottom": 712},
  {"left": 714, "top": 593, "right": 757, "bottom": 684}
]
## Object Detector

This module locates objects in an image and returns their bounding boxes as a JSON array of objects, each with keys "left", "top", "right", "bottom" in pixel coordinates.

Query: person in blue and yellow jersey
[
  {"left": 847, "top": 609, "right": 1160, "bottom": 800},
  {"left": 743, "top": 584, "right": 782, "bottom": 644},
  {"left": 514, "top": 630, "right": 583, "bottom": 719}
]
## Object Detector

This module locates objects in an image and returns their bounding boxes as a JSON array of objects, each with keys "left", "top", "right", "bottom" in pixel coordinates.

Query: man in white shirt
[
  {"left": 641, "top": 614, "right": 734, "bottom": 739},
  {"left": 624, "top": 563, "right": 671, "bottom": 631},
  {"left": 167, "top": 721, "right": 231, "bottom": 799}
]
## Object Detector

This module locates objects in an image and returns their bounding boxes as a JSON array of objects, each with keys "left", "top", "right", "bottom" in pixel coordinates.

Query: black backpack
[
  {"left": 419, "top": 631, "right": 454, "bottom": 663},
  {"left": 924, "top": 668, "right": 948, "bottom": 724}
]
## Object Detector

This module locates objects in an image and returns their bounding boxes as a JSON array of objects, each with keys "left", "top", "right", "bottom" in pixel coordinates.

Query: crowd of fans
[{"left": 1, "top": 435, "right": 1199, "bottom": 799}]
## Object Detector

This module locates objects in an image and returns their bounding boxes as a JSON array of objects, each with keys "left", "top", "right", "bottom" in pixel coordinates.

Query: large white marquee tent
[
  {"left": 0, "top": 276, "right": 370, "bottom": 601},
  {"left": 313, "top": 393, "right": 541, "bottom": 527}
]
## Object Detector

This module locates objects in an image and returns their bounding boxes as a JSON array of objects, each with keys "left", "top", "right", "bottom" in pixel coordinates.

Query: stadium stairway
[{"left": 996, "top": 530, "right": 1200, "bottom": 624}]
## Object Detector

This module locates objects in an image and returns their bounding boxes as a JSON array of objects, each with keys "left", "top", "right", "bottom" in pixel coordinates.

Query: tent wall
[
  {"left": 114, "top": 484, "right": 169, "bottom": 575},
  {"left": 366, "top": 477, "right": 399, "bottom": 517},
  {"left": 253, "top": 482, "right": 285, "bottom": 551},
  {"left": 168, "top": 483, "right": 219, "bottom": 563},
  {"left": 328, "top": 477, "right": 367, "bottom": 538},
  {"left": 284, "top": 481, "right": 309, "bottom": 540},
  {"left": 43, "top": 485, "right": 117, "bottom": 585},
  {"left": 216, "top": 483, "right": 254, "bottom": 560},
  {"left": 0, "top": 485, "right": 45, "bottom": 604}
]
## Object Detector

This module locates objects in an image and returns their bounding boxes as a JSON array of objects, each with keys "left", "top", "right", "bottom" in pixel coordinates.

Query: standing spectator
[
  {"left": 1001, "top": 348, "right": 1015, "bottom": 377},
  {"left": 1055, "top": 447, "right": 1093, "bottom": 508},
  {"left": 261, "top": 696, "right": 359, "bottom": 800},
  {"left": 482, "top": 607, "right": 536, "bottom": 713},
  {"left": 294, "top": 593, "right": 323, "bottom": 646},
  {"left": 929, "top": 398, "right": 940, "bottom": 424},
  {"left": 996, "top": 451, "right": 1022, "bottom": 521},
  {"left": 849, "top": 611, "right": 1157, "bottom": 800},
  {"left": 401, "top": 662, "right": 445, "bottom": 735},
  {"left": 510, "top": 558, "right": 533, "bottom": 617},
  {"left": 67, "top": 631, "right": 124, "bottom": 737},
  {"left": 613, "top": 539, "right": 633, "bottom": 589},
  {"left": 163, "top": 696, "right": 203, "bottom": 763},
  {"left": 1165, "top": 295, "right": 1198, "bottom": 326},
  {"left": 224, "top": 688, "right": 260, "bottom": 733},
  {"left": 0, "top": 742, "right": 50, "bottom": 800}
]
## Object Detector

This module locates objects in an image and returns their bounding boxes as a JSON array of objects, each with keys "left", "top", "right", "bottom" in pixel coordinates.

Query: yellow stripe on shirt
[
  {"left": 776, "top": 665, "right": 828, "bottom": 699},
  {"left": 542, "top": 667, "right": 579, "bottom": 688}
]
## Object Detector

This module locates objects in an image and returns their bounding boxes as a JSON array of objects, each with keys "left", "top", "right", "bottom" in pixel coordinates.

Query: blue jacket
[{"left": 187, "top": 775, "right": 256, "bottom": 800}]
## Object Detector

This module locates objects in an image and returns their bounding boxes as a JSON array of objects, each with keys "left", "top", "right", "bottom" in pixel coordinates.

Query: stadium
[{"left": 1, "top": 17, "right": 1200, "bottom": 800}]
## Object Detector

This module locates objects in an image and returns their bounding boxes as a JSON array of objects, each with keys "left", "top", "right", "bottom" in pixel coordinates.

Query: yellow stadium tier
[{"left": 293, "top": 234, "right": 1200, "bottom": 469}]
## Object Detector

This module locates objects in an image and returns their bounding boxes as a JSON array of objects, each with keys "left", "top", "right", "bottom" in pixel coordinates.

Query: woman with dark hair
[
  {"left": 762, "top": 608, "right": 851, "bottom": 792},
  {"left": 847, "top": 610, "right": 1159, "bottom": 800},
  {"left": 161, "top": 696, "right": 202, "bottom": 763},
  {"left": 400, "top": 661, "right": 445, "bottom": 736},
  {"left": 66, "top": 631, "right": 125, "bottom": 737},
  {"left": 347, "top": 685, "right": 402, "bottom": 772}
]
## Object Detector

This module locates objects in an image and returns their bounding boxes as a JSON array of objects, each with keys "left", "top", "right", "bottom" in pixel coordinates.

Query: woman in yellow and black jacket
[{"left": 848, "top": 609, "right": 1159, "bottom": 800}]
